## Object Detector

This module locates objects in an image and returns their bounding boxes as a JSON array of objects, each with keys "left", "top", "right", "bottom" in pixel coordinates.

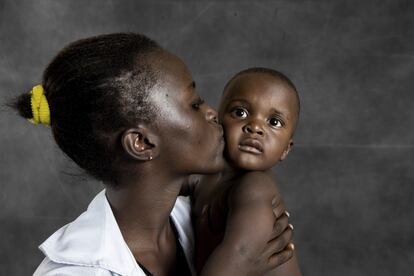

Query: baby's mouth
[{"left": 238, "top": 138, "right": 263, "bottom": 154}]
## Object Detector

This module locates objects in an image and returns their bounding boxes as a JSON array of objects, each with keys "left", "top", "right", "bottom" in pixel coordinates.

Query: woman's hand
[
  {"left": 198, "top": 196, "right": 295, "bottom": 275},
  {"left": 248, "top": 198, "right": 295, "bottom": 275}
]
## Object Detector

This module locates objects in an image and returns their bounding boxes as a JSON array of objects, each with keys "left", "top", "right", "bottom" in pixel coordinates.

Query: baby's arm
[{"left": 201, "top": 171, "right": 300, "bottom": 275}]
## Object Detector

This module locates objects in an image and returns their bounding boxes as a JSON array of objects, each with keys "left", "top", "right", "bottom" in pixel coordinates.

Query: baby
[{"left": 193, "top": 67, "right": 301, "bottom": 275}]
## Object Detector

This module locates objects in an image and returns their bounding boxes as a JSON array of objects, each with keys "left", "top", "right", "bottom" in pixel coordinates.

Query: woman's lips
[{"left": 238, "top": 138, "right": 263, "bottom": 154}]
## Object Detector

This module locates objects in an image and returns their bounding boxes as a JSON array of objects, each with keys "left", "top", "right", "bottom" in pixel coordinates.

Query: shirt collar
[
  {"left": 39, "top": 190, "right": 196, "bottom": 276},
  {"left": 39, "top": 189, "right": 138, "bottom": 275}
]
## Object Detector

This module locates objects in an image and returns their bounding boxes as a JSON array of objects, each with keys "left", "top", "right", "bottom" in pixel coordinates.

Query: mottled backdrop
[{"left": 1, "top": 0, "right": 413, "bottom": 275}]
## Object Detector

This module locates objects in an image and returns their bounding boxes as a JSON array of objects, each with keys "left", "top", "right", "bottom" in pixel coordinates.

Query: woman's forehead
[
  {"left": 148, "top": 50, "right": 192, "bottom": 82},
  {"left": 144, "top": 50, "right": 194, "bottom": 100}
]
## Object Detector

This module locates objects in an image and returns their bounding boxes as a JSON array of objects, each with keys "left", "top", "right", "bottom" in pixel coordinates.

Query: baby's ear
[
  {"left": 280, "top": 139, "right": 294, "bottom": 161},
  {"left": 121, "top": 126, "right": 160, "bottom": 161}
]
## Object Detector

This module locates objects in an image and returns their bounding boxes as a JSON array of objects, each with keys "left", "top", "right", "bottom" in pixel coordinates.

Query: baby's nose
[{"left": 243, "top": 122, "right": 264, "bottom": 135}]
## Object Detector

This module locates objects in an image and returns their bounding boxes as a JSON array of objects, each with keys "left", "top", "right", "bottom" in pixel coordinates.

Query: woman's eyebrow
[{"left": 185, "top": 81, "right": 196, "bottom": 95}]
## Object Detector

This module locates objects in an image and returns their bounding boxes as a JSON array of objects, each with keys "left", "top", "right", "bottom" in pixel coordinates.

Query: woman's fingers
[
  {"left": 267, "top": 244, "right": 295, "bottom": 268},
  {"left": 272, "top": 197, "right": 286, "bottom": 219},
  {"left": 270, "top": 213, "right": 290, "bottom": 239},
  {"left": 266, "top": 197, "right": 295, "bottom": 268},
  {"left": 264, "top": 226, "right": 293, "bottom": 257}
]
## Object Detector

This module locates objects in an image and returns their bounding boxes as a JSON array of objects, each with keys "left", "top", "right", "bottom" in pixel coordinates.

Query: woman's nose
[
  {"left": 243, "top": 122, "right": 264, "bottom": 135},
  {"left": 205, "top": 106, "right": 219, "bottom": 125}
]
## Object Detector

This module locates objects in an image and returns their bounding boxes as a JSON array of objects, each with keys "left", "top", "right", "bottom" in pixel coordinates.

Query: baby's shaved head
[{"left": 222, "top": 67, "right": 300, "bottom": 119}]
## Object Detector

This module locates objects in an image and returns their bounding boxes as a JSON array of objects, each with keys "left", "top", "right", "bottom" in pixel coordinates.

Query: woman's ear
[
  {"left": 280, "top": 139, "right": 294, "bottom": 161},
  {"left": 121, "top": 126, "right": 160, "bottom": 161}
]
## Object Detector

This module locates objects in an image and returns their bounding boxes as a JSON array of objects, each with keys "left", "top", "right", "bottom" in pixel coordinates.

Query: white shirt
[{"left": 33, "top": 190, "right": 196, "bottom": 276}]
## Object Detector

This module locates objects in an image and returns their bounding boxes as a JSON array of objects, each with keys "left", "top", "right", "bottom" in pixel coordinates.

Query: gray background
[{"left": 1, "top": 0, "right": 413, "bottom": 275}]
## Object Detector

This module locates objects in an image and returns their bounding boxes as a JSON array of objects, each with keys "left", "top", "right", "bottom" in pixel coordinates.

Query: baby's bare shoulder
[{"left": 230, "top": 171, "right": 280, "bottom": 204}]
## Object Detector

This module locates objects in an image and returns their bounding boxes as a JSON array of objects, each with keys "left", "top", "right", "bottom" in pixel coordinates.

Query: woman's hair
[{"left": 10, "top": 33, "right": 162, "bottom": 185}]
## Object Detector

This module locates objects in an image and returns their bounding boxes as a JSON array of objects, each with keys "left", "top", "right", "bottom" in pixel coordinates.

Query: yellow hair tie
[{"left": 28, "top": 85, "right": 50, "bottom": 125}]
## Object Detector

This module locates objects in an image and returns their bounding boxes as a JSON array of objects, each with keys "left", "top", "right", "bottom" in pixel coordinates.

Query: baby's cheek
[
  {"left": 225, "top": 134, "right": 239, "bottom": 155},
  {"left": 266, "top": 146, "right": 284, "bottom": 163},
  {"left": 223, "top": 123, "right": 237, "bottom": 139}
]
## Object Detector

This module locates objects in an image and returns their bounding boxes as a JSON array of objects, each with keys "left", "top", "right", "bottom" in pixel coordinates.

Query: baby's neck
[
  {"left": 221, "top": 159, "right": 273, "bottom": 181},
  {"left": 221, "top": 160, "right": 249, "bottom": 181}
]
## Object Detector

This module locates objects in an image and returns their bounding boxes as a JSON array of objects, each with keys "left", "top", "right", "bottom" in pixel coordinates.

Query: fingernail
[
  {"left": 272, "top": 197, "right": 277, "bottom": 205},
  {"left": 289, "top": 243, "right": 295, "bottom": 250},
  {"left": 288, "top": 223, "right": 294, "bottom": 230},
  {"left": 285, "top": 211, "right": 290, "bottom": 217}
]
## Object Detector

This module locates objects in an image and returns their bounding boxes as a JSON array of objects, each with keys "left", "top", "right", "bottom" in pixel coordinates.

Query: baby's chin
[{"left": 226, "top": 152, "right": 274, "bottom": 171}]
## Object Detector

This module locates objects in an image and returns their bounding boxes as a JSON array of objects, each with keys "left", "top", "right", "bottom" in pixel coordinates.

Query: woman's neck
[{"left": 105, "top": 169, "right": 186, "bottom": 253}]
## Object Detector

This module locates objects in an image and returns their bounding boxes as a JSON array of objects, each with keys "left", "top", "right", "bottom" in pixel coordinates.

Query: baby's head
[{"left": 218, "top": 68, "right": 300, "bottom": 171}]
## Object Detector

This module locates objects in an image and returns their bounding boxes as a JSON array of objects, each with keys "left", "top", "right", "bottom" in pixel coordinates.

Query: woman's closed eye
[
  {"left": 191, "top": 98, "right": 205, "bottom": 110},
  {"left": 231, "top": 107, "right": 248, "bottom": 119}
]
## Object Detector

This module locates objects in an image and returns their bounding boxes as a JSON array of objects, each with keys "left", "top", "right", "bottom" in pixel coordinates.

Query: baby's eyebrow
[
  {"left": 270, "top": 108, "right": 288, "bottom": 119},
  {"left": 227, "top": 99, "right": 250, "bottom": 105},
  {"left": 225, "top": 99, "right": 250, "bottom": 111},
  {"left": 270, "top": 108, "right": 283, "bottom": 115}
]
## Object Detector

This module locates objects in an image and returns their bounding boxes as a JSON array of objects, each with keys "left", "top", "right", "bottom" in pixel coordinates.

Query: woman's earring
[{"left": 149, "top": 156, "right": 153, "bottom": 160}]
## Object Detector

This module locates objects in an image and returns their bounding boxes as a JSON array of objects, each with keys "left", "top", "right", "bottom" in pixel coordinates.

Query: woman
[{"left": 11, "top": 33, "right": 293, "bottom": 275}]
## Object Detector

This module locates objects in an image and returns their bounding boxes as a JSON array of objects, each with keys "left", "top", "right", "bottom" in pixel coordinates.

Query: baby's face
[{"left": 218, "top": 73, "right": 299, "bottom": 170}]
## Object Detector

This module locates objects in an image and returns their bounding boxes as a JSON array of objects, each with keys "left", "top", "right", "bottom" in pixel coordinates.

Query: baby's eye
[
  {"left": 231, "top": 108, "right": 248, "bottom": 119},
  {"left": 191, "top": 98, "right": 205, "bottom": 110},
  {"left": 269, "top": 117, "right": 283, "bottom": 128}
]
